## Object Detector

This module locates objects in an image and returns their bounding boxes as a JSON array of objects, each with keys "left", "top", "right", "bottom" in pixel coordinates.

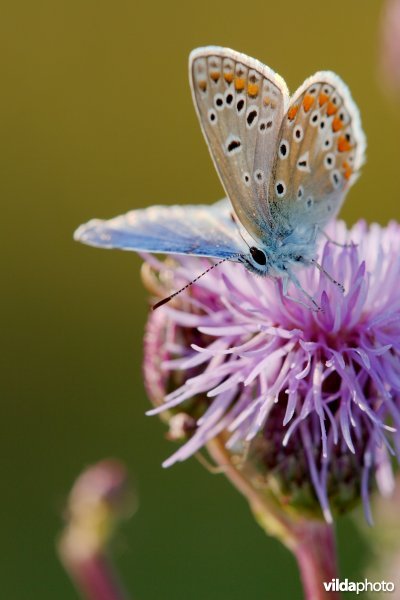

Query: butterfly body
[
  {"left": 237, "top": 223, "right": 318, "bottom": 278},
  {"left": 75, "top": 47, "right": 366, "bottom": 305}
]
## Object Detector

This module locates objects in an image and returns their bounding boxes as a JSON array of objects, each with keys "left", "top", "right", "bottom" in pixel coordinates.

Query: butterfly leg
[
  {"left": 319, "top": 228, "right": 355, "bottom": 248},
  {"left": 282, "top": 272, "right": 321, "bottom": 312},
  {"left": 195, "top": 452, "right": 226, "bottom": 474},
  {"left": 310, "top": 259, "right": 345, "bottom": 293}
]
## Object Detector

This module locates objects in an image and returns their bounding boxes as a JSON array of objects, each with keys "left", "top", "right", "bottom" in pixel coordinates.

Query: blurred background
[{"left": 1, "top": 1, "right": 399, "bottom": 598}]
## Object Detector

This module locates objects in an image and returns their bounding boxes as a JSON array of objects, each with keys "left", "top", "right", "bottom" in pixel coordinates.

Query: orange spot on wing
[
  {"left": 332, "top": 116, "right": 343, "bottom": 132},
  {"left": 326, "top": 101, "right": 338, "bottom": 116},
  {"left": 235, "top": 77, "right": 245, "bottom": 91},
  {"left": 319, "top": 92, "right": 329, "bottom": 106},
  {"left": 263, "top": 96, "right": 271, "bottom": 105},
  {"left": 224, "top": 72, "right": 234, "bottom": 83},
  {"left": 247, "top": 83, "right": 259, "bottom": 97},
  {"left": 338, "top": 135, "right": 352, "bottom": 152},
  {"left": 343, "top": 161, "right": 352, "bottom": 180},
  {"left": 288, "top": 105, "right": 298, "bottom": 120},
  {"left": 210, "top": 71, "right": 220, "bottom": 82},
  {"left": 198, "top": 80, "right": 207, "bottom": 92},
  {"left": 302, "top": 94, "right": 314, "bottom": 112}
]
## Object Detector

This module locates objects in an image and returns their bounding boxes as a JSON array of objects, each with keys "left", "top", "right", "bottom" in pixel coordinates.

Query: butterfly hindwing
[
  {"left": 269, "top": 72, "right": 366, "bottom": 231},
  {"left": 74, "top": 199, "right": 246, "bottom": 260},
  {"left": 190, "top": 47, "right": 289, "bottom": 242}
]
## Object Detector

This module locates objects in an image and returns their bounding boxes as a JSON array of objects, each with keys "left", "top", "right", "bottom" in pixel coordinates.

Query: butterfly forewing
[
  {"left": 190, "top": 47, "right": 289, "bottom": 242},
  {"left": 269, "top": 72, "right": 366, "bottom": 231},
  {"left": 74, "top": 199, "right": 246, "bottom": 259}
]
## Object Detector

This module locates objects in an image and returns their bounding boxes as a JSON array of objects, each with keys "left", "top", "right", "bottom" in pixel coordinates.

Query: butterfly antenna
[
  {"left": 152, "top": 256, "right": 239, "bottom": 310},
  {"left": 230, "top": 212, "right": 251, "bottom": 250}
]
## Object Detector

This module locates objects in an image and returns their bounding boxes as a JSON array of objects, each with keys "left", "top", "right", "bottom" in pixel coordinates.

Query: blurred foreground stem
[
  {"left": 58, "top": 460, "right": 134, "bottom": 600},
  {"left": 207, "top": 437, "right": 340, "bottom": 600},
  {"left": 59, "top": 549, "right": 129, "bottom": 600}
]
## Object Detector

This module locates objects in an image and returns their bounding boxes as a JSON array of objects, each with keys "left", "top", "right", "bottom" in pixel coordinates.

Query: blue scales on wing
[{"left": 74, "top": 199, "right": 246, "bottom": 260}]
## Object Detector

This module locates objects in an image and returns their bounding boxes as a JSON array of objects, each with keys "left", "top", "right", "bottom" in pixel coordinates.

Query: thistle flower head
[{"left": 143, "top": 220, "right": 400, "bottom": 523}]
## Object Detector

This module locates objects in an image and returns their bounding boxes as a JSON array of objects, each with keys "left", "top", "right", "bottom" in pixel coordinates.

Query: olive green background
[{"left": 1, "top": 1, "right": 399, "bottom": 598}]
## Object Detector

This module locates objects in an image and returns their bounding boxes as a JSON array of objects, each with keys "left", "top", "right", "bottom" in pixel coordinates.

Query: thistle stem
[
  {"left": 207, "top": 437, "right": 340, "bottom": 600},
  {"left": 291, "top": 521, "right": 340, "bottom": 600}
]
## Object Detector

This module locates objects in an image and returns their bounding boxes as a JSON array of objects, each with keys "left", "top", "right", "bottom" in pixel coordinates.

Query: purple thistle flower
[{"left": 143, "top": 219, "right": 400, "bottom": 523}]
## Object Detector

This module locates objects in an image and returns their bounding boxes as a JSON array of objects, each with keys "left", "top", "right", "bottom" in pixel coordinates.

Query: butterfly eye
[{"left": 250, "top": 247, "right": 267, "bottom": 266}]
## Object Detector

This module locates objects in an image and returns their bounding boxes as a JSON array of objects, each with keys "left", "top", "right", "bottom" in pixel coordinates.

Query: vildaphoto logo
[{"left": 323, "top": 579, "right": 395, "bottom": 594}]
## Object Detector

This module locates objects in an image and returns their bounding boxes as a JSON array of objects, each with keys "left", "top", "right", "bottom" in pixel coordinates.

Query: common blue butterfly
[{"left": 74, "top": 47, "right": 366, "bottom": 309}]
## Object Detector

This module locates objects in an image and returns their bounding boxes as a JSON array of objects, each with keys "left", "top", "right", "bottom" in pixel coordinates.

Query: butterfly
[{"left": 74, "top": 46, "right": 366, "bottom": 309}]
